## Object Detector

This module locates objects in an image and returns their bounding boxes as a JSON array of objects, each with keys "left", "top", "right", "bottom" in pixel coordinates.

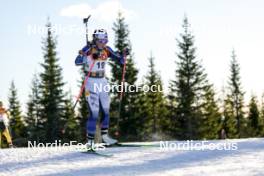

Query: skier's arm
[
  {"left": 75, "top": 45, "right": 91, "bottom": 65},
  {"left": 106, "top": 46, "right": 126, "bottom": 65}
]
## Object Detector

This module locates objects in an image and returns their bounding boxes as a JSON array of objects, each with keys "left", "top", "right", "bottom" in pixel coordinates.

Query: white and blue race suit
[{"left": 75, "top": 45, "right": 124, "bottom": 139}]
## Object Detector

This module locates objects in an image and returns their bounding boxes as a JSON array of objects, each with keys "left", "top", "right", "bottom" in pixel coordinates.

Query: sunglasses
[{"left": 97, "top": 39, "right": 108, "bottom": 44}]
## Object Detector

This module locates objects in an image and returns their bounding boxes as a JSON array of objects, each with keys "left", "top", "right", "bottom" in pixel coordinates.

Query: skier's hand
[
  {"left": 79, "top": 50, "right": 85, "bottom": 56},
  {"left": 123, "top": 48, "right": 130, "bottom": 56},
  {"left": 92, "top": 52, "right": 100, "bottom": 60}
]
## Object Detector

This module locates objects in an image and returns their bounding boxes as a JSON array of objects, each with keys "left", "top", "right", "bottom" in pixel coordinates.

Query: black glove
[
  {"left": 123, "top": 48, "right": 130, "bottom": 56},
  {"left": 92, "top": 52, "right": 99, "bottom": 60}
]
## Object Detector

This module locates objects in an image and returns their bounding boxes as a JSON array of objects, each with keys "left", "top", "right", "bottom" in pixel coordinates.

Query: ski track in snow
[{"left": 0, "top": 138, "right": 264, "bottom": 176}]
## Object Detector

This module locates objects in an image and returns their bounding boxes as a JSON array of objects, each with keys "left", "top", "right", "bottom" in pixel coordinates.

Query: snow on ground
[{"left": 0, "top": 138, "right": 264, "bottom": 176}]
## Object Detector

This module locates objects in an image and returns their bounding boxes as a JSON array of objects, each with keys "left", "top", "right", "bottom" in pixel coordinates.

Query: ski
[
  {"left": 107, "top": 143, "right": 159, "bottom": 148},
  {"left": 81, "top": 149, "right": 113, "bottom": 157}
]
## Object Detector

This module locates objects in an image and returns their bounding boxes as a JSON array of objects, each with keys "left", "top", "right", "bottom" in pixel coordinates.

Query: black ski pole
[
  {"left": 115, "top": 52, "right": 127, "bottom": 137},
  {"left": 83, "top": 15, "right": 91, "bottom": 46}
]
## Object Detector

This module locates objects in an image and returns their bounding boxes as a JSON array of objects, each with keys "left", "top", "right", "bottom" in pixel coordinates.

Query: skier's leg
[
  {"left": 86, "top": 90, "right": 100, "bottom": 141},
  {"left": 85, "top": 78, "right": 100, "bottom": 147},
  {"left": 99, "top": 89, "right": 110, "bottom": 133},
  {"left": 2, "top": 128, "right": 12, "bottom": 147},
  {"left": 99, "top": 79, "right": 117, "bottom": 145}
]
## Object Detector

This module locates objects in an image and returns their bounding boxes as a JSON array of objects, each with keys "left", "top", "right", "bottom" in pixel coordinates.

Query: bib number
[{"left": 97, "top": 62, "right": 105, "bottom": 69}]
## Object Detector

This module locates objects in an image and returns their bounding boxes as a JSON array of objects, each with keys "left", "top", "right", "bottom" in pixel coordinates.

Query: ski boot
[
  {"left": 86, "top": 138, "right": 95, "bottom": 151},
  {"left": 102, "top": 134, "right": 118, "bottom": 146},
  {"left": 8, "top": 143, "right": 15, "bottom": 148}
]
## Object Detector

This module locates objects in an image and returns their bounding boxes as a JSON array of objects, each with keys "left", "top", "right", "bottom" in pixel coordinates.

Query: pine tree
[
  {"left": 39, "top": 20, "right": 66, "bottom": 142},
  {"left": 199, "top": 86, "right": 222, "bottom": 139},
  {"left": 77, "top": 67, "right": 89, "bottom": 142},
  {"left": 258, "top": 94, "right": 264, "bottom": 136},
  {"left": 25, "top": 74, "right": 44, "bottom": 142},
  {"left": 109, "top": 11, "right": 139, "bottom": 141},
  {"left": 8, "top": 81, "right": 27, "bottom": 140},
  {"left": 224, "top": 50, "right": 245, "bottom": 138},
  {"left": 133, "top": 82, "right": 148, "bottom": 140},
  {"left": 167, "top": 82, "right": 180, "bottom": 138},
  {"left": 222, "top": 94, "right": 237, "bottom": 138},
  {"left": 140, "top": 54, "right": 168, "bottom": 140},
  {"left": 62, "top": 92, "right": 80, "bottom": 142},
  {"left": 169, "top": 16, "right": 210, "bottom": 140},
  {"left": 248, "top": 95, "right": 261, "bottom": 137}
]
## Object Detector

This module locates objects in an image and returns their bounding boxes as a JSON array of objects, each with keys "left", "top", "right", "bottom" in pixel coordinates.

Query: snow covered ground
[{"left": 0, "top": 138, "right": 264, "bottom": 176}]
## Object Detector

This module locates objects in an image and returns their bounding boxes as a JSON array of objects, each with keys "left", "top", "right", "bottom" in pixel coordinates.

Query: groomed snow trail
[{"left": 0, "top": 138, "right": 264, "bottom": 176}]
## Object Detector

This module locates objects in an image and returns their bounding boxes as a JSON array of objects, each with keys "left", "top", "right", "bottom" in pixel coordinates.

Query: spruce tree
[
  {"left": 77, "top": 67, "right": 90, "bottom": 142},
  {"left": 199, "top": 86, "right": 222, "bottom": 139},
  {"left": 109, "top": 11, "right": 139, "bottom": 141},
  {"left": 225, "top": 50, "right": 245, "bottom": 138},
  {"left": 167, "top": 82, "right": 180, "bottom": 138},
  {"left": 25, "top": 74, "right": 44, "bottom": 142},
  {"left": 170, "top": 16, "right": 210, "bottom": 140},
  {"left": 133, "top": 83, "right": 148, "bottom": 140},
  {"left": 248, "top": 95, "right": 261, "bottom": 137},
  {"left": 39, "top": 20, "right": 66, "bottom": 142},
  {"left": 62, "top": 92, "right": 80, "bottom": 142},
  {"left": 8, "top": 81, "right": 27, "bottom": 140},
  {"left": 222, "top": 94, "right": 237, "bottom": 138},
  {"left": 258, "top": 94, "right": 264, "bottom": 136},
  {"left": 140, "top": 54, "right": 168, "bottom": 140}
]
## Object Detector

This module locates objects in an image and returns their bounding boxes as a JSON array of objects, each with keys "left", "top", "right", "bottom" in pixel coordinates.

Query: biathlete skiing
[{"left": 75, "top": 28, "right": 129, "bottom": 148}]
